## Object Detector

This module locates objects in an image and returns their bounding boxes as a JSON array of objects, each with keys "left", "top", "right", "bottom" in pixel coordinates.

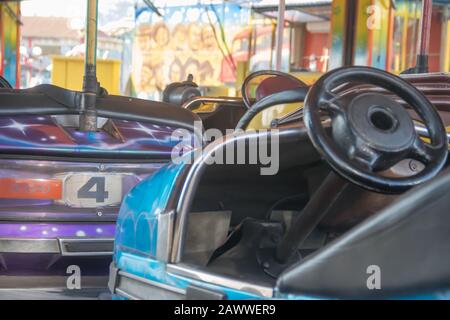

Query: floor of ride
[
  {"left": 0, "top": 275, "right": 110, "bottom": 300},
  {"left": 0, "top": 287, "right": 110, "bottom": 300}
]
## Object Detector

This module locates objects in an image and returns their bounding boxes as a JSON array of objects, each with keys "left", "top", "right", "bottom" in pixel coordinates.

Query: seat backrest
[{"left": 255, "top": 76, "right": 303, "bottom": 101}]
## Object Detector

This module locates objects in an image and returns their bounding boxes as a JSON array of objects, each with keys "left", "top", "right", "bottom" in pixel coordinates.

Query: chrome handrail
[
  {"left": 182, "top": 96, "right": 245, "bottom": 111},
  {"left": 414, "top": 123, "right": 450, "bottom": 142}
]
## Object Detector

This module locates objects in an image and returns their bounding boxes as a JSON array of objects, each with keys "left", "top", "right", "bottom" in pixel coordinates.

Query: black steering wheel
[
  {"left": 241, "top": 70, "right": 307, "bottom": 109},
  {"left": 235, "top": 87, "right": 308, "bottom": 130},
  {"left": 304, "top": 66, "right": 448, "bottom": 193},
  {"left": 0, "top": 76, "right": 12, "bottom": 89}
]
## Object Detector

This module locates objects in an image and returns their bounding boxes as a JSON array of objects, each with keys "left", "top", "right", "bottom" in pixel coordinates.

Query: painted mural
[
  {"left": 353, "top": 0, "right": 390, "bottom": 69},
  {"left": 133, "top": 3, "right": 249, "bottom": 95},
  {"left": 329, "top": 0, "right": 346, "bottom": 70},
  {"left": 391, "top": 0, "right": 422, "bottom": 73}
]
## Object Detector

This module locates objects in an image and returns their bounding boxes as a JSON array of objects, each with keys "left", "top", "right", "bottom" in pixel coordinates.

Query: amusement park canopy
[
  {"left": 147, "top": 0, "right": 330, "bottom": 6},
  {"left": 144, "top": 0, "right": 332, "bottom": 23}
]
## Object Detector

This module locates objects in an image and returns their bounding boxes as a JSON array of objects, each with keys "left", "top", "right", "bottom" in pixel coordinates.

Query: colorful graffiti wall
[
  {"left": 329, "top": 0, "right": 346, "bottom": 69},
  {"left": 354, "top": 0, "right": 390, "bottom": 69},
  {"left": 330, "top": 0, "right": 448, "bottom": 73},
  {"left": 133, "top": 3, "right": 249, "bottom": 96}
]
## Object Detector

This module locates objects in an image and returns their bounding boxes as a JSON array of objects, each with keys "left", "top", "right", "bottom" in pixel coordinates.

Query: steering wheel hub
[{"left": 346, "top": 93, "right": 415, "bottom": 153}]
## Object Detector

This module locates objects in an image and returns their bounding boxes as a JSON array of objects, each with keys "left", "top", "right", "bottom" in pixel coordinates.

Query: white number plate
[{"left": 56, "top": 174, "right": 123, "bottom": 208}]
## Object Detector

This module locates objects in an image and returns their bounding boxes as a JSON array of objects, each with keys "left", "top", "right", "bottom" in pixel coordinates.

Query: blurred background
[{"left": 1, "top": 0, "right": 449, "bottom": 98}]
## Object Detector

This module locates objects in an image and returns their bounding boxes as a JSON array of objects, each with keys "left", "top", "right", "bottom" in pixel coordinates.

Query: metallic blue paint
[
  {"left": 116, "top": 252, "right": 265, "bottom": 300},
  {"left": 115, "top": 162, "right": 186, "bottom": 258},
  {"left": 113, "top": 155, "right": 269, "bottom": 300}
]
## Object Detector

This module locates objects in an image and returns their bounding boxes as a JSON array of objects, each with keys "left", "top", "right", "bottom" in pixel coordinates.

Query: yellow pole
[{"left": 85, "top": 0, "right": 98, "bottom": 69}]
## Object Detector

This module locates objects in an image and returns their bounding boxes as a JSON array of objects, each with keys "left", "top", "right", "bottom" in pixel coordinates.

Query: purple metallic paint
[
  {"left": 0, "top": 115, "right": 195, "bottom": 278},
  {"left": 0, "top": 223, "right": 115, "bottom": 238},
  {"left": 0, "top": 116, "right": 194, "bottom": 155}
]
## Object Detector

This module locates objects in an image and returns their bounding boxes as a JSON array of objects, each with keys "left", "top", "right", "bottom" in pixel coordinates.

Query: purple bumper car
[{"left": 0, "top": 85, "right": 199, "bottom": 289}]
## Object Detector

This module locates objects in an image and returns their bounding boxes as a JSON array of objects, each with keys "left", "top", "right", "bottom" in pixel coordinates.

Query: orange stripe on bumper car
[{"left": 0, "top": 178, "right": 62, "bottom": 200}]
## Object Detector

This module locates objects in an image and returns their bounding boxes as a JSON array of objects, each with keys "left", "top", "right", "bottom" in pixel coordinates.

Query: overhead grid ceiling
[
  {"left": 228, "top": 0, "right": 332, "bottom": 23},
  {"left": 145, "top": 1, "right": 331, "bottom": 23}
]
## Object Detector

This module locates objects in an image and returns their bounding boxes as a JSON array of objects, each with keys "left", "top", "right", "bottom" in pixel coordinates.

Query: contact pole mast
[
  {"left": 80, "top": 0, "right": 99, "bottom": 132},
  {"left": 416, "top": 0, "right": 432, "bottom": 73},
  {"left": 275, "top": 0, "right": 286, "bottom": 71}
]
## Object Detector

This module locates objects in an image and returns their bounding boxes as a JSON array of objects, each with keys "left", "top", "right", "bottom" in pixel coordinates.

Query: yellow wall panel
[{"left": 51, "top": 56, "right": 121, "bottom": 94}]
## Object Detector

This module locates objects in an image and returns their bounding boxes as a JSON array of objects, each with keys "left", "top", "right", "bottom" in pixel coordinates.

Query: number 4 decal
[{"left": 77, "top": 177, "right": 109, "bottom": 203}]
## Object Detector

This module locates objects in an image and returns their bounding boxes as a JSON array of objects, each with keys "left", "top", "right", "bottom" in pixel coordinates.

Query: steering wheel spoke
[
  {"left": 351, "top": 144, "right": 385, "bottom": 172},
  {"left": 320, "top": 101, "right": 343, "bottom": 119},
  {"left": 319, "top": 91, "right": 346, "bottom": 118},
  {"left": 409, "top": 135, "right": 437, "bottom": 165}
]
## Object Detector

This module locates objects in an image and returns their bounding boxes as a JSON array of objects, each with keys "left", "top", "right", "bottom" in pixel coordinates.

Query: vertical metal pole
[
  {"left": 442, "top": 6, "right": 450, "bottom": 72},
  {"left": 415, "top": 0, "right": 432, "bottom": 73},
  {"left": 80, "top": 0, "right": 99, "bottom": 132},
  {"left": 275, "top": 172, "right": 347, "bottom": 264},
  {"left": 343, "top": 0, "right": 357, "bottom": 67},
  {"left": 385, "top": 2, "right": 395, "bottom": 71},
  {"left": 15, "top": 4, "right": 21, "bottom": 88},
  {"left": 0, "top": 4, "right": 5, "bottom": 77},
  {"left": 274, "top": 0, "right": 286, "bottom": 71}
]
